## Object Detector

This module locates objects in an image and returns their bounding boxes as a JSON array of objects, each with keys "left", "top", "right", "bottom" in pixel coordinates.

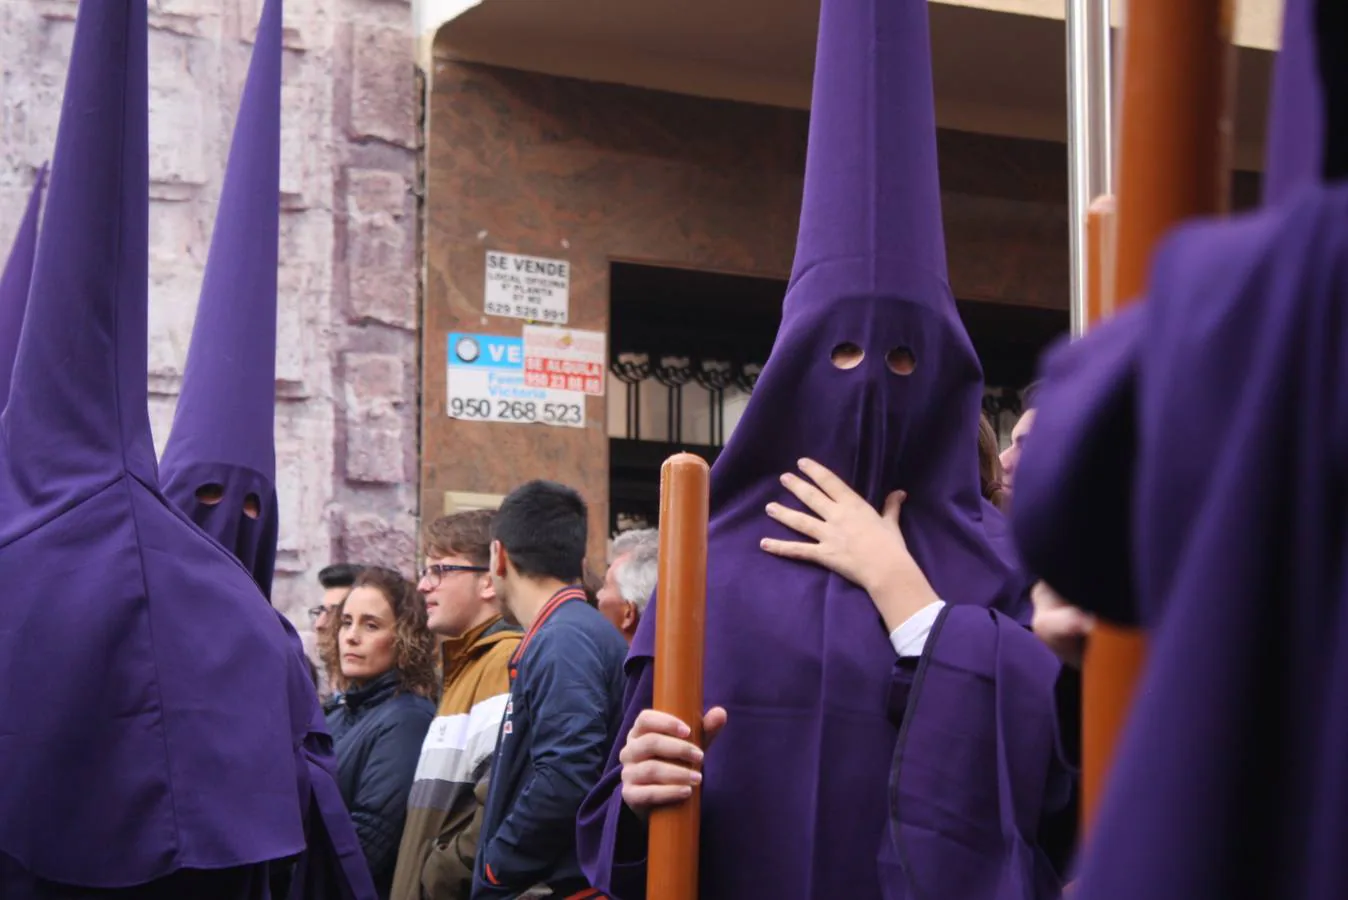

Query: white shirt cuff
[{"left": 889, "top": 600, "right": 946, "bottom": 657}]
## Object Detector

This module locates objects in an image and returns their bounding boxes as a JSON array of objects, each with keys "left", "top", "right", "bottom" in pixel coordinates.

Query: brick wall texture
[{"left": 0, "top": 0, "right": 422, "bottom": 637}]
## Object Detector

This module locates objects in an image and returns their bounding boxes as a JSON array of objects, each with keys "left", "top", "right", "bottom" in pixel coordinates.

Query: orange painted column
[
  {"left": 1078, "top": 0, "right": 1234, "bottom": 835},
  {"left": 646, "top": 453, "right": 711, "bottom": 900}
]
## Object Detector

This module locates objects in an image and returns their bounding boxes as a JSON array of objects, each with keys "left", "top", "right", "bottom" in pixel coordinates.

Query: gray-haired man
[{"left": 596, "top": 528, "right": 658, "bottom": 643}]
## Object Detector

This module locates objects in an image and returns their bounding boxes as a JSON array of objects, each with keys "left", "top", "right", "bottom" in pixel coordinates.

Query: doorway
[
  {"left": 606, "top": 262, "right": 1067, "bottom": 533},
  {"left": 607, "top": 263, "right": 785, "bottom": 532}
]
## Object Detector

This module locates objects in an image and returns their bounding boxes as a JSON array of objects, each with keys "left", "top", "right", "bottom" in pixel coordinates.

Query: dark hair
[
  {"left": 493, "top": 480, "right": 588, "bottom": 583},
  {"left": 423, "top": 510, "right": 494, "bottom": 567},
  {"left": 1021, "top": 380, "right": 1041, "bottom": 411},
  {"left": 326, "top": 566, "right": 439, "bottom": 701},
  {"left": 318, "top": 563, "right": 364, "bottom": 590},
  {"left": 581, "top": 563, "right": 603, "bottom": 607}
]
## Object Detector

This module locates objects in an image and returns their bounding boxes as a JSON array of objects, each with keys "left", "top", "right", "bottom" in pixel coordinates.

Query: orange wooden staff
[
  {"left": 646, "top": 452, "right": 710, "bottom": 900},
  {"left": 1079, "top": 193, "right": 1147, "bottom": 841},
  {"left": 1085, "top": 195, "right": 1116, "bottom": 324},
  {"left": 1079, "top": 0, "right": 1234, "bottom": 834}
]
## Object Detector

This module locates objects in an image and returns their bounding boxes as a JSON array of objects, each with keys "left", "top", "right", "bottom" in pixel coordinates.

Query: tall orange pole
[
  {"left": 1085, "top": 196, "right": 1116, "bottom": 324},
  {"left": 1079, "top": 0, "right": 1234, "bottom": 834},
  {"left": 646, "top": 453, "right": 710, "bottom": 900}
]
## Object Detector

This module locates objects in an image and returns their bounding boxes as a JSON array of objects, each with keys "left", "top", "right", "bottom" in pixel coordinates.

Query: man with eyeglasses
[
  {"left": 309, "top": 562, "right": 365, "bottom": 701},
  {"left": 390, "top": 510, "right": 522, "bottom": 900}
]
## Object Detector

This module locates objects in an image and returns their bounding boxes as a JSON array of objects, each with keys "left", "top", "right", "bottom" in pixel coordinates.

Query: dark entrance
[{"left": 607, "top": 262, "right": 1067, "bottom": 533}]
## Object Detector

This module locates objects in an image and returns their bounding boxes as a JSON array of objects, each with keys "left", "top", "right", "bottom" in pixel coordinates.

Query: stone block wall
[{"left": 0, "top": 0, "right": 422, "bottom": 634}]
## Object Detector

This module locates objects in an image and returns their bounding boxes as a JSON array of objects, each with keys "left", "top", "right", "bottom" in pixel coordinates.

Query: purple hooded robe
[
  {"left": 154, "top": 3, "right": 376, "bottom": 898},
  {"left": 158, "top": 0, "right": 281, "bottom": 596},
  {"left": 0, "top": 163, "right": 47, "bottom": 406},
  {"left": 0, "top": 1, "right": 310, "bottom": 894},
  {"left": 576, "top": 0, "right": 1073, "bottom": 896},
  {"left": 1012, "top": 0, "right": 1348, "bottom": 896}
]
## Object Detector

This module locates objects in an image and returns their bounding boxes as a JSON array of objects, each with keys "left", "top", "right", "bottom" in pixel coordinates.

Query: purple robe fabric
[
  {"left": 1005, "top": 304, "right": 1143, "bottom": 625},
  {"left": 981, "top": 497, "right": 1022, "bottom": 570},
  {"left": 892, "top": 606, "right": 1072, "bottom": 899},
  {"left": 0, "top": 0, "right": 306, "bottom": 889},
  {"left": 577, "top": 0, "right": 1066, "bottom": 896},
  {"left": 1012, "top": 1, "right": 1348, "bottom": 896},
  {"left": 0, "top": 858, "right": 276, "bottom": 899},
  {"left": 158, "top": 0, "right": 281, "bottom": 597},
  {"left": 0, "top": 163, "right": 47, "bottom": 407},
  {"left": 1020, "top": 176, "right": 1348, "bottom": 900},
  {"left": 281, "top": 617, "right": 380, "bottom": 900}
]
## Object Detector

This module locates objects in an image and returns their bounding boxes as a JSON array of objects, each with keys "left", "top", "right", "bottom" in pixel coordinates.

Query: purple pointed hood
[
  {"left": 158, "top": 0, "right": 282, "bottom": 596},
  {"left": 692, "top": 0, "right": 1025, "bottom": 624},
  {"left": 1263, "top": 0, "right": 1322, "bottom": 205},
  {"left": 787, "top": 0, "right": 948, "bottom": 297},
  {"left": 0, "top": 163, "right": 47, "bottom": 408},
  {"left": 623, "top": 1, "right": 1028, "bottom": 894},
  {"left": 0, "top": 0, "right": 304, "bottom": 887}
]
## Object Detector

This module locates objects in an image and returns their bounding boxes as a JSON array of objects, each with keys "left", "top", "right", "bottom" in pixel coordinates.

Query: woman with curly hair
[{"left": 325, "top": 566, "right": 438, "bottom": 898}]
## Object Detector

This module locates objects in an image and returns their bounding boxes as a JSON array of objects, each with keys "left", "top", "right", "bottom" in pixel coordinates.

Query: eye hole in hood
[
  {"left": 830, "top": 342, "right": 865, "bottom": 369},
  {"left": 887, "top": 346, "right": 917, "bottom": 376},
  {"left": 195, "top": 483, "right": 226, "bottom": 505}
]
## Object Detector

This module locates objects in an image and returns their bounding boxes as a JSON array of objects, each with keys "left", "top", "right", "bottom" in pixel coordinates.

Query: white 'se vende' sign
[{"left": 484, "top": 251, "right": 569, "bottom": 324}]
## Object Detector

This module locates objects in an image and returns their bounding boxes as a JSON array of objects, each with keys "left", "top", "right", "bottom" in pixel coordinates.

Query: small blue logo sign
[{"left": 447, "top": 333, "right": 524, "bottom": 370}]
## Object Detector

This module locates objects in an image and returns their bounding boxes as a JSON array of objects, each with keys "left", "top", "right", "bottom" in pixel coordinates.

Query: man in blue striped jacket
[{"left": 471, "top": 481, "right": 629, "bottom": 899}]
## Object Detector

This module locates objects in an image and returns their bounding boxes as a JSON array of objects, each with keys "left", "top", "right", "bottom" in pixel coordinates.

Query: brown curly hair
[
  {"left": 318, "top": 604, "right": 348, "bottom": 695},
  {"left": 978, "top": 411, "right": 1010, "bottom": 512},
  {"left": 323, "top": 566, "right": 439, "bottom": 701}
]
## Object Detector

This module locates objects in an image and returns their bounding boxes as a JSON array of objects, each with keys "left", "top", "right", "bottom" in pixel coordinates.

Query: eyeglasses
[
  {"left": 307, "top": 604, "right": 336, "bottom": 621},
  {"left": 419, "top": 563, "right": 488, "bottom": 588}
]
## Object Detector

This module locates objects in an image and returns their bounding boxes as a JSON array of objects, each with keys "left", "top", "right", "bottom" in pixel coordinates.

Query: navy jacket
[
  {"left": 472, "top": 587, "right": 628, "bottom": 898},
  {"left": 326, "top": 671, "right": 436, "bottom": 898}
]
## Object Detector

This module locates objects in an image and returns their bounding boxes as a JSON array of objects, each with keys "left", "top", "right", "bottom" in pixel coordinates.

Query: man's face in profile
[
  {"left": 489, "top": 540, "right": 519, "bottom": 626},
  {"left": 596, "top": 553, "right": 634, "bottom": 634},
  {"left": 314, "top": 586, "right": 349, "bottom": 638},
  {"left": 999, "top": 408, "right": 1036, "bottom": 492}
]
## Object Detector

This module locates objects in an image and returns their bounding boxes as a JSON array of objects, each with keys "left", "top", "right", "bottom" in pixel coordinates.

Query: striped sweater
[{"left": 389, "top": 616, "right": 521, "bottom": 900}]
